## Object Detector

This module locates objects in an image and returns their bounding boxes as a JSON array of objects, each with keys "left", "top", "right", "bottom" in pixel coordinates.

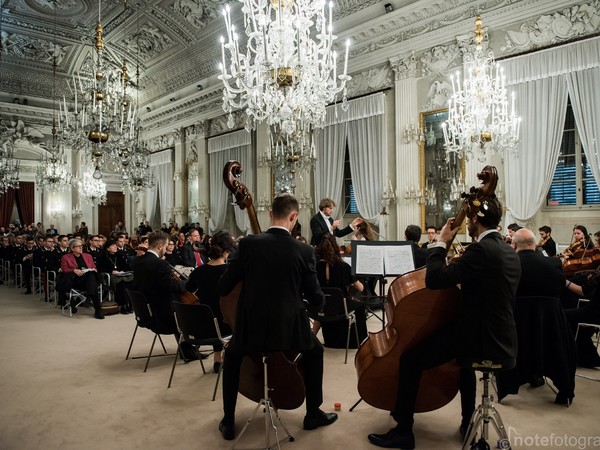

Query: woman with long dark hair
[
  {"left": 185, "top": 231, "right": 236, "bottom": 372},
  {"left": 313, "top": 234, "right": 368, "bottom": 347}
]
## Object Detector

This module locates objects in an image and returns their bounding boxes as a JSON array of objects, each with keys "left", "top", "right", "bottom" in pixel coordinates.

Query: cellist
[
  {"left": 368, "top": 196, "right": 520, "bottom": 450},
  {"left": 217, "top": 193, "right": 338, "bottom": 441}
]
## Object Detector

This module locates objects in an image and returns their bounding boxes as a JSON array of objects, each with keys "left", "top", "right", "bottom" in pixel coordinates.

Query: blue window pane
[
  {"left": 584, "top": 178, "right": 600, "bottom": 204},
  {"left": 348, "top": 184, "right": 359, "bottom": 214},
  {"left": 548, "top": 181, "right": 577, "bottom": 206}
]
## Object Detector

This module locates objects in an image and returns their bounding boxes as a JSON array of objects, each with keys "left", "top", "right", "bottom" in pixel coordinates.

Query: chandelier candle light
[
  {"left": 218, "top": 0, "right": 351, "bottom": 137},
  {"left": 442, "top": 16, "right": 521, "bottom": 161}
]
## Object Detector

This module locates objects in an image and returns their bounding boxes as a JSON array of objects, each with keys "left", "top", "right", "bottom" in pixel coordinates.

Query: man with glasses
[
  {"left": 85, "top": 235, "right": 104, "bottom": 266},
  {"left": 181, "top": 229, "right": 206, "bottom": 268},
  {"left": 61, "top": 239, "right": 104, "bottom": 319}
]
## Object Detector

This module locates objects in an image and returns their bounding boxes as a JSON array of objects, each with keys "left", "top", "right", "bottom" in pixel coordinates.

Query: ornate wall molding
[
  {"left": 420, "top": 43, "right": 462, "bottom": 77},
  {"left": 389, "top": 52, "right": 419, "bottom": 81},
  {"left": 346, "top": 64, "right": 394, "bottom": 98},
  {"left": 171, "top": 0, "right": 221, "bottom": 30},
  {"left": 421, "top": 80, "right": 453, "bottom": 111},
  {"left": 501, "top": 0, "right": 600, "bottom": 53},
  {"left": 207, "top": 110, "right": 246, "bottom": 137},
  {"left": 149, "top": 132, "right": 178, "bottom": 151}
]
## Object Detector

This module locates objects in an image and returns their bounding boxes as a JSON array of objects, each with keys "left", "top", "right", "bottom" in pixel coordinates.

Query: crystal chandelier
[
  {"left": 442, "top": 16, "right": 521, "bottom": 161},
  {"left": 77, "top": 167, "right": 107, "bottom": 206},
  {"left": 37, "top": 8, "right": 72, "bottom": 194},
  {"left": 63, "top": 0, "right": 136, "bottom": 175},
  {"left": 0, "top": 138, "right": 20, "bottom": 195},
  {"left": 218, "top": 0, "right": 351, "bottom": 138}
]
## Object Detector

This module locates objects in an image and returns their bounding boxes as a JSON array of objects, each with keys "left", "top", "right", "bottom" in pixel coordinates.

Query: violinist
[
  {"left": 185, "top": 231, "right": 235, "bottom": 373},
  {"left": 537, "top": 225, "right": 557, "bottom": 257},
  {"left": 561, "top": 225, "right": 593, "bottom": 260},
  {"left": 368, "top": 196, "right": 520, "bottom": 450},
  {"left": 217, "top": 194, "right": 337, "bottom": 441}
]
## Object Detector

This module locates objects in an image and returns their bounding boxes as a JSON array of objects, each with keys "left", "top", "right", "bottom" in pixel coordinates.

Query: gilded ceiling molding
[
  {"left": 346, "top": 64, "right": 394, "bottom": 98},
  {"left": 500, "top": 0, "right": 600, "bottom": 53},
  {"left": 389, "top": 52, "right": 419, "bottom": 81}
]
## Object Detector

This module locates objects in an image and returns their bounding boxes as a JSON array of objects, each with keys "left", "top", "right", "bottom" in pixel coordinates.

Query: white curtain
[
  {"left": 314, "top": 92, "right": 386, "bottom": 222},
  {"left": 347, "top": 114, "right": 385, "bottom": 226},
  {"left": 566, "top": 67, "right": 600, "bottom": 188},
  {"left": 146, "top": 151, "right": 173, "bottom": 226},
  {"left": 501, "top": 36, "right": 600, "bottom": 225},
  {"left": 504, "top": 77, "right": 568, "bottom": 225},
  {"left": 208, "top": 130, "right": 254, "bottom": 234},
  {"left": 314, "top": 123, "right": 347, "bottom": 216}
]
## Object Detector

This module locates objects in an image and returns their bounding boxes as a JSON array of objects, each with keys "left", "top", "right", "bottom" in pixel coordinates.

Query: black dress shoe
[
  {"left": 219, "top": 420, "right": 235, "bottom": 440},
  {"left": 367, "top": 429, "right": 415, "bottom": 449},
  {"left": 120, "top": 306, "right": 129, "bottom": 315},
  {"left": 303, "top": 409, "right": 338, "bottom": 430},
  {"left": 181, "top": 352, "right": 199, "bottom": 363},
  {"left": 94, "top": 310, "right": 105, "bottom": 319},
  {"left": 529, "top": 375, "right": 545, "bottom": 388}
]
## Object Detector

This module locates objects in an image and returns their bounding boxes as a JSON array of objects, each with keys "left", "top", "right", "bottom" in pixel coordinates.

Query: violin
[
  {"left": 221, "top": 160, "right": 306, "bottom": 410},
  {"left": 355, "top": 165, "right": 498, "bottom": 412}
]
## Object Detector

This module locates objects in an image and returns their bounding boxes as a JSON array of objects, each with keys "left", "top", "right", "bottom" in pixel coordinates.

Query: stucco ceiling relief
[
  {"left": 170, "top": 0, "right": 221, "bottom": 30},
  {"left": 1, "top": 31, "right": 70, "bottom": 65}
]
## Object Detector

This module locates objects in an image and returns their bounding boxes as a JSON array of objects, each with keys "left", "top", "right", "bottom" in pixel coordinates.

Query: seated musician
[
  {"left": 537, "top": 225, "right": 557, "bottom": 257},
  {"left": 312, "top": 234, "right": 368, "bottom": 346},
  {"left": 60, "top": 238, "right": 104, "bottom": 319},
  {"left": 562, "top": 225, "right": 594, "bottom": 260},
  {"left": 131, "top": 231, "right": 198, "bottom": 362},
  {"left": 564, "top": 267, "right": 600, "bottom": 368},
  {"left": 368, "top": 196, "right": 520, "bottom": 450},
  {"left": 185, "top": 231, "right": 235, "bottom": 373},
  {"left": 404, "top": 225, "right": 427, "bottom": 268},
  {"left": 594, "top": 230, "right": 600, "bottom": 248},
  {"left": 217, "top": 194, "right": 337, "bottom": 441}
]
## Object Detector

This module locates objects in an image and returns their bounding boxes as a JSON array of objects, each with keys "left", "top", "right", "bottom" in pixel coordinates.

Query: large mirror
[{"left": 420, "top": 109, "right": 465, "bottom": 230}]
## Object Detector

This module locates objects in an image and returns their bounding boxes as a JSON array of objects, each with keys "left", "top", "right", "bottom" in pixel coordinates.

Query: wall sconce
[
  {"left": 403, "top": 122, "right": 423, "bottom": 144},
  {"left": 382, "top": 179, "right": 396, "bottom": 206},
  {"left": 49, "top": 208, "right": 63, "bottom": 219},
  {"left": 198, "top": 202, "right": 210, "bottom": 215},
  {"left": 72, "top": 208, "right": 83, "bottom": 219},
  {"left": 298, "top": 193, "right": 313, "bottom": 211},
  {"left": 136, "top": 209, "right": 146, "bottom": 219},
  {"left": 256, "top": 197, "right": 270, "bottom": 212},
  {"left": 404, "top": 185, "right": 425, "bottom": 204}
]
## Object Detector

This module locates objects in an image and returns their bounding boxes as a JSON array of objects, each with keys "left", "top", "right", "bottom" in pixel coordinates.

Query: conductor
[{"left": 218, "top": 193, "right": 338, "bottom": 440}]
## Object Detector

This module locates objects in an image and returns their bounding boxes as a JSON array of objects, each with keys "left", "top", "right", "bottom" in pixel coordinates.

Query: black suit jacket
[
  {"left": 132, "top": 251, "right": 185, "bottom": 333},
  {"left": 540, "top": 237, "right": 557, "bottom": 257},
  {"left": 181, "top": 242, "right": 207, "bottom": 268},
  {"left": 426, "top": 232, "right": 521, "bottom": 368},
  {"left": 309, "top": 212, "right": 353, "bottom": 246},
  {"left": 516, "top": 250, "right": 564, "bottom": 298},
  {"left": 219, "top": 228, "right": 325, "bottom": 351}
]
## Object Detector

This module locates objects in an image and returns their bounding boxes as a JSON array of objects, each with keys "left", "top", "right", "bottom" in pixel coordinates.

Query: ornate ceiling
[{"left": 1, "top": 0, "right": 596, "bottom": 138}]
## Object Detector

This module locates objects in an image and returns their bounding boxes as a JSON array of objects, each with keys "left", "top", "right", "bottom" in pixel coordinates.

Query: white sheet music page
[
  {"left": 384, "top": 245, "right": 415, "bottom": 275},
  {"left": 355, "top": 245, "right": 384, "bottom": 275}
]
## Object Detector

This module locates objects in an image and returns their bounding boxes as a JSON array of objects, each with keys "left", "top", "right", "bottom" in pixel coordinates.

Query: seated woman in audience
[
  {"left": 313, "top": 234, "right": 368, "bottom": 347},
  {"left": 185, "top": 231, "right": 236, "bottom": 373},
  {"left": 564, "top": 266, "right": 600, "bottom": 368},
  {"left": 97, "top": 240, "right": 132, "bottom": 313},
  {"left": 164, "top": 238, "right": 182, "bottom": 266}
]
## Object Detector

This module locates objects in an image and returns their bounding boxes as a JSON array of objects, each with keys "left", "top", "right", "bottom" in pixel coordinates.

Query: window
[
  {"left": 343, "top": 146, "right": 359, "bottom": 214},
  {"left": 547, "top": 100, "right": 600, "bottom": 207}
]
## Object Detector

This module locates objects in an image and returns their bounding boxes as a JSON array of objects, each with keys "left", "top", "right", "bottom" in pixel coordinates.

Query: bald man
[{"left": 513, "top": 228, "right": 565, "bottom": 299}]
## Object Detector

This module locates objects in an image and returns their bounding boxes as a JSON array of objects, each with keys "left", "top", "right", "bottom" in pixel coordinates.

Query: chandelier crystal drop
[
  {"left": 77, "top": 167, "right": 107, "bottom": 206},
  {"left": 218, "top": 0, "right": 351, "bottom": 138},
  {"left": 36, "top": 121, "right": 72, "bottom": 192},
  {"left": 442, "top": 16, "right": 521, "bottom": 161},
  {"left": 0, "top": 138, "right": 20, "bottom": 194}
]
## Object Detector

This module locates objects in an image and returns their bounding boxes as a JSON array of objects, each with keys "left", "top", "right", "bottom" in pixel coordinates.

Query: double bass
[
  {"left": 220, "top": 160, "right": 306, "bottom": 410},
  {"left": 355, "top": 166, "right": 498, "bottom": 412}
]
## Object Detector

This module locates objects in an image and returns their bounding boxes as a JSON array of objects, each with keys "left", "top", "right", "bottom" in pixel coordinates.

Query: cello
[
  {"left": 354, "top": 166, "right": 498, "bottom": 412},
  {"left": 220, "top": 160, "right": 306, "bottom": 410}
]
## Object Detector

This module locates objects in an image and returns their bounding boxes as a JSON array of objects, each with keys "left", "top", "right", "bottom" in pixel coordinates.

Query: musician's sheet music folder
[{"left": 350, "top": 241, "right": 415, "bottom": 277}]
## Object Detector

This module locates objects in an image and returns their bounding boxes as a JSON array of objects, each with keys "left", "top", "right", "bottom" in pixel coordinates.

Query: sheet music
[
  {"left": 355, "top": 246, "right": 384, "bottom": 275},
  {"left": 384, "top": 245, "right": 415, "bottom": 275}
]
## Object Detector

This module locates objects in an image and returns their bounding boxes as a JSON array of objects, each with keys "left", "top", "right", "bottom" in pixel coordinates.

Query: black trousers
[
  {"left": 222, "top": 333, "right": 324, "bottom": 424},
  {"left": 392, "top": 324, "right": 476, "bottom": 434},
  {"left": 71, "top": 272, "right": 101, "bottom": 309}
]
